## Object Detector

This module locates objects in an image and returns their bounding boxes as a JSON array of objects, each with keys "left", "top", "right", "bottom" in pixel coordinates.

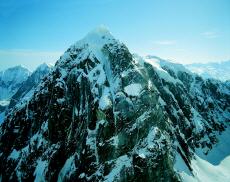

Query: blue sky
[{"left": 0, "top": 0, "right": 229, "bottom": 71}]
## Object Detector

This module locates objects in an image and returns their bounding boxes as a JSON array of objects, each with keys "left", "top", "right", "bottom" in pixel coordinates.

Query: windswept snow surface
[{"left": 175, "top": 128, "right": 230, "bottom": 182}]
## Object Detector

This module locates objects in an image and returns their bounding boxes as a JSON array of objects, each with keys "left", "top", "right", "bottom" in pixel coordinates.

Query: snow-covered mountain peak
[
  {"left": 86, "top": 25, "right": 112, "bottom": 38},
  {"left": 57, "top": 26, "right": 122, "bottom": 69},
  {"left": 0, "top": 65, "right": 31, "bottom": 84},
  {"left": 0, "top": 66, "right": 31, "bottom": 101},
  {"left": 36, "top": 62, "right": 53, "bottom": 72},
  {"left": 72, "top": 26, "right": 116, "bottom": 52}
]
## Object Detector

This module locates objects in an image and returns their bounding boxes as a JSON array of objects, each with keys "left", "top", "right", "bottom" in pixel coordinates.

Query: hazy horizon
[{"left": 1, "top": 52, "right": 230, "bottom": 72}]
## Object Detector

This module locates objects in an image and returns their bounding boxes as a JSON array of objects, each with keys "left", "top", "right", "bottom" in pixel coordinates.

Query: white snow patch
[
  {"left": 138, "top": 153, "right": 146, "bottom": 159},
  {"left": 41, "top": 121, "right": 48, "bottom": 132},
  {"left": 15, "top": 88, "right": 35, "bottom": 110},
  {"left": 104, "top": 155, "right": 132, "bottom": 182},
  {"left": 99, "top": 88, "right": 112, "bottom": 110},
  {"left": 8, "top": 149, "right": 20, "bottom": 160},
  {"left": 76, "top": 25, "right": 114, "bottom": 49},
  {"left": 0, "top": 100, "right": 10, "bottom": 107},
  {"left": 124, "top": 83, "right": 142, "bottom": 96},
  {"left": 34, "top": 159, "right": 48, "bottom": 182},
  {"left": 79, "top": 173, "right": 86, "bottom": 179},
  {"left": 99, "top": 95, "right": 111, "bottom": 110}
]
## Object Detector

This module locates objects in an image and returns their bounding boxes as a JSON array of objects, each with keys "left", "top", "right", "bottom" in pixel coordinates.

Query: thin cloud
[
  {"left": 202, "top": 31, "right": 219, "bottom": 39},
  {"left": 153, "top": 40, "right": 176, "bottom": 45}
]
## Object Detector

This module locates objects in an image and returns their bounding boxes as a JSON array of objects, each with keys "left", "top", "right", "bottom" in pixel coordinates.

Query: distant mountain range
[
  {"left": 0, "top": 63, "right": 53, "bottom": 124},
  {"left": 186, "top": 60, "right": 230, "bottom": 81}
]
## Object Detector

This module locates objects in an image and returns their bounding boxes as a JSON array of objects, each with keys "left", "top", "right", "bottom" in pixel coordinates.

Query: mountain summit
[{"left": 0, "top": 29, "right": 229, "bottom": 182}]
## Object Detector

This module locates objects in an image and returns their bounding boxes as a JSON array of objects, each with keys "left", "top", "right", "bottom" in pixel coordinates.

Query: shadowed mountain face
[{"left": 0, "top": 28, "right": 229, "bottom": 182}]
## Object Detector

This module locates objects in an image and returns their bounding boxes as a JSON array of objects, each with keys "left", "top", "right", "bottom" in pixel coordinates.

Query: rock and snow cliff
[{"left": 0, "top": 27, "right": 229, "bottom": 182}]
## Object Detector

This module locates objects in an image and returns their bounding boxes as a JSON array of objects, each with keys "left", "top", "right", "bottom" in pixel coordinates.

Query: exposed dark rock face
[{"left": 0, "top": 28, "right": 229, "bottom": 182}]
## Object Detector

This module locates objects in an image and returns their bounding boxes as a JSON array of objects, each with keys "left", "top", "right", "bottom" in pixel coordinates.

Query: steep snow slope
[
  {"left": 186, "top": 60, "right": 230, "bottom": 81},
  {"left": 0, "top": 27, "right": 229, "bottom": 182}
]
